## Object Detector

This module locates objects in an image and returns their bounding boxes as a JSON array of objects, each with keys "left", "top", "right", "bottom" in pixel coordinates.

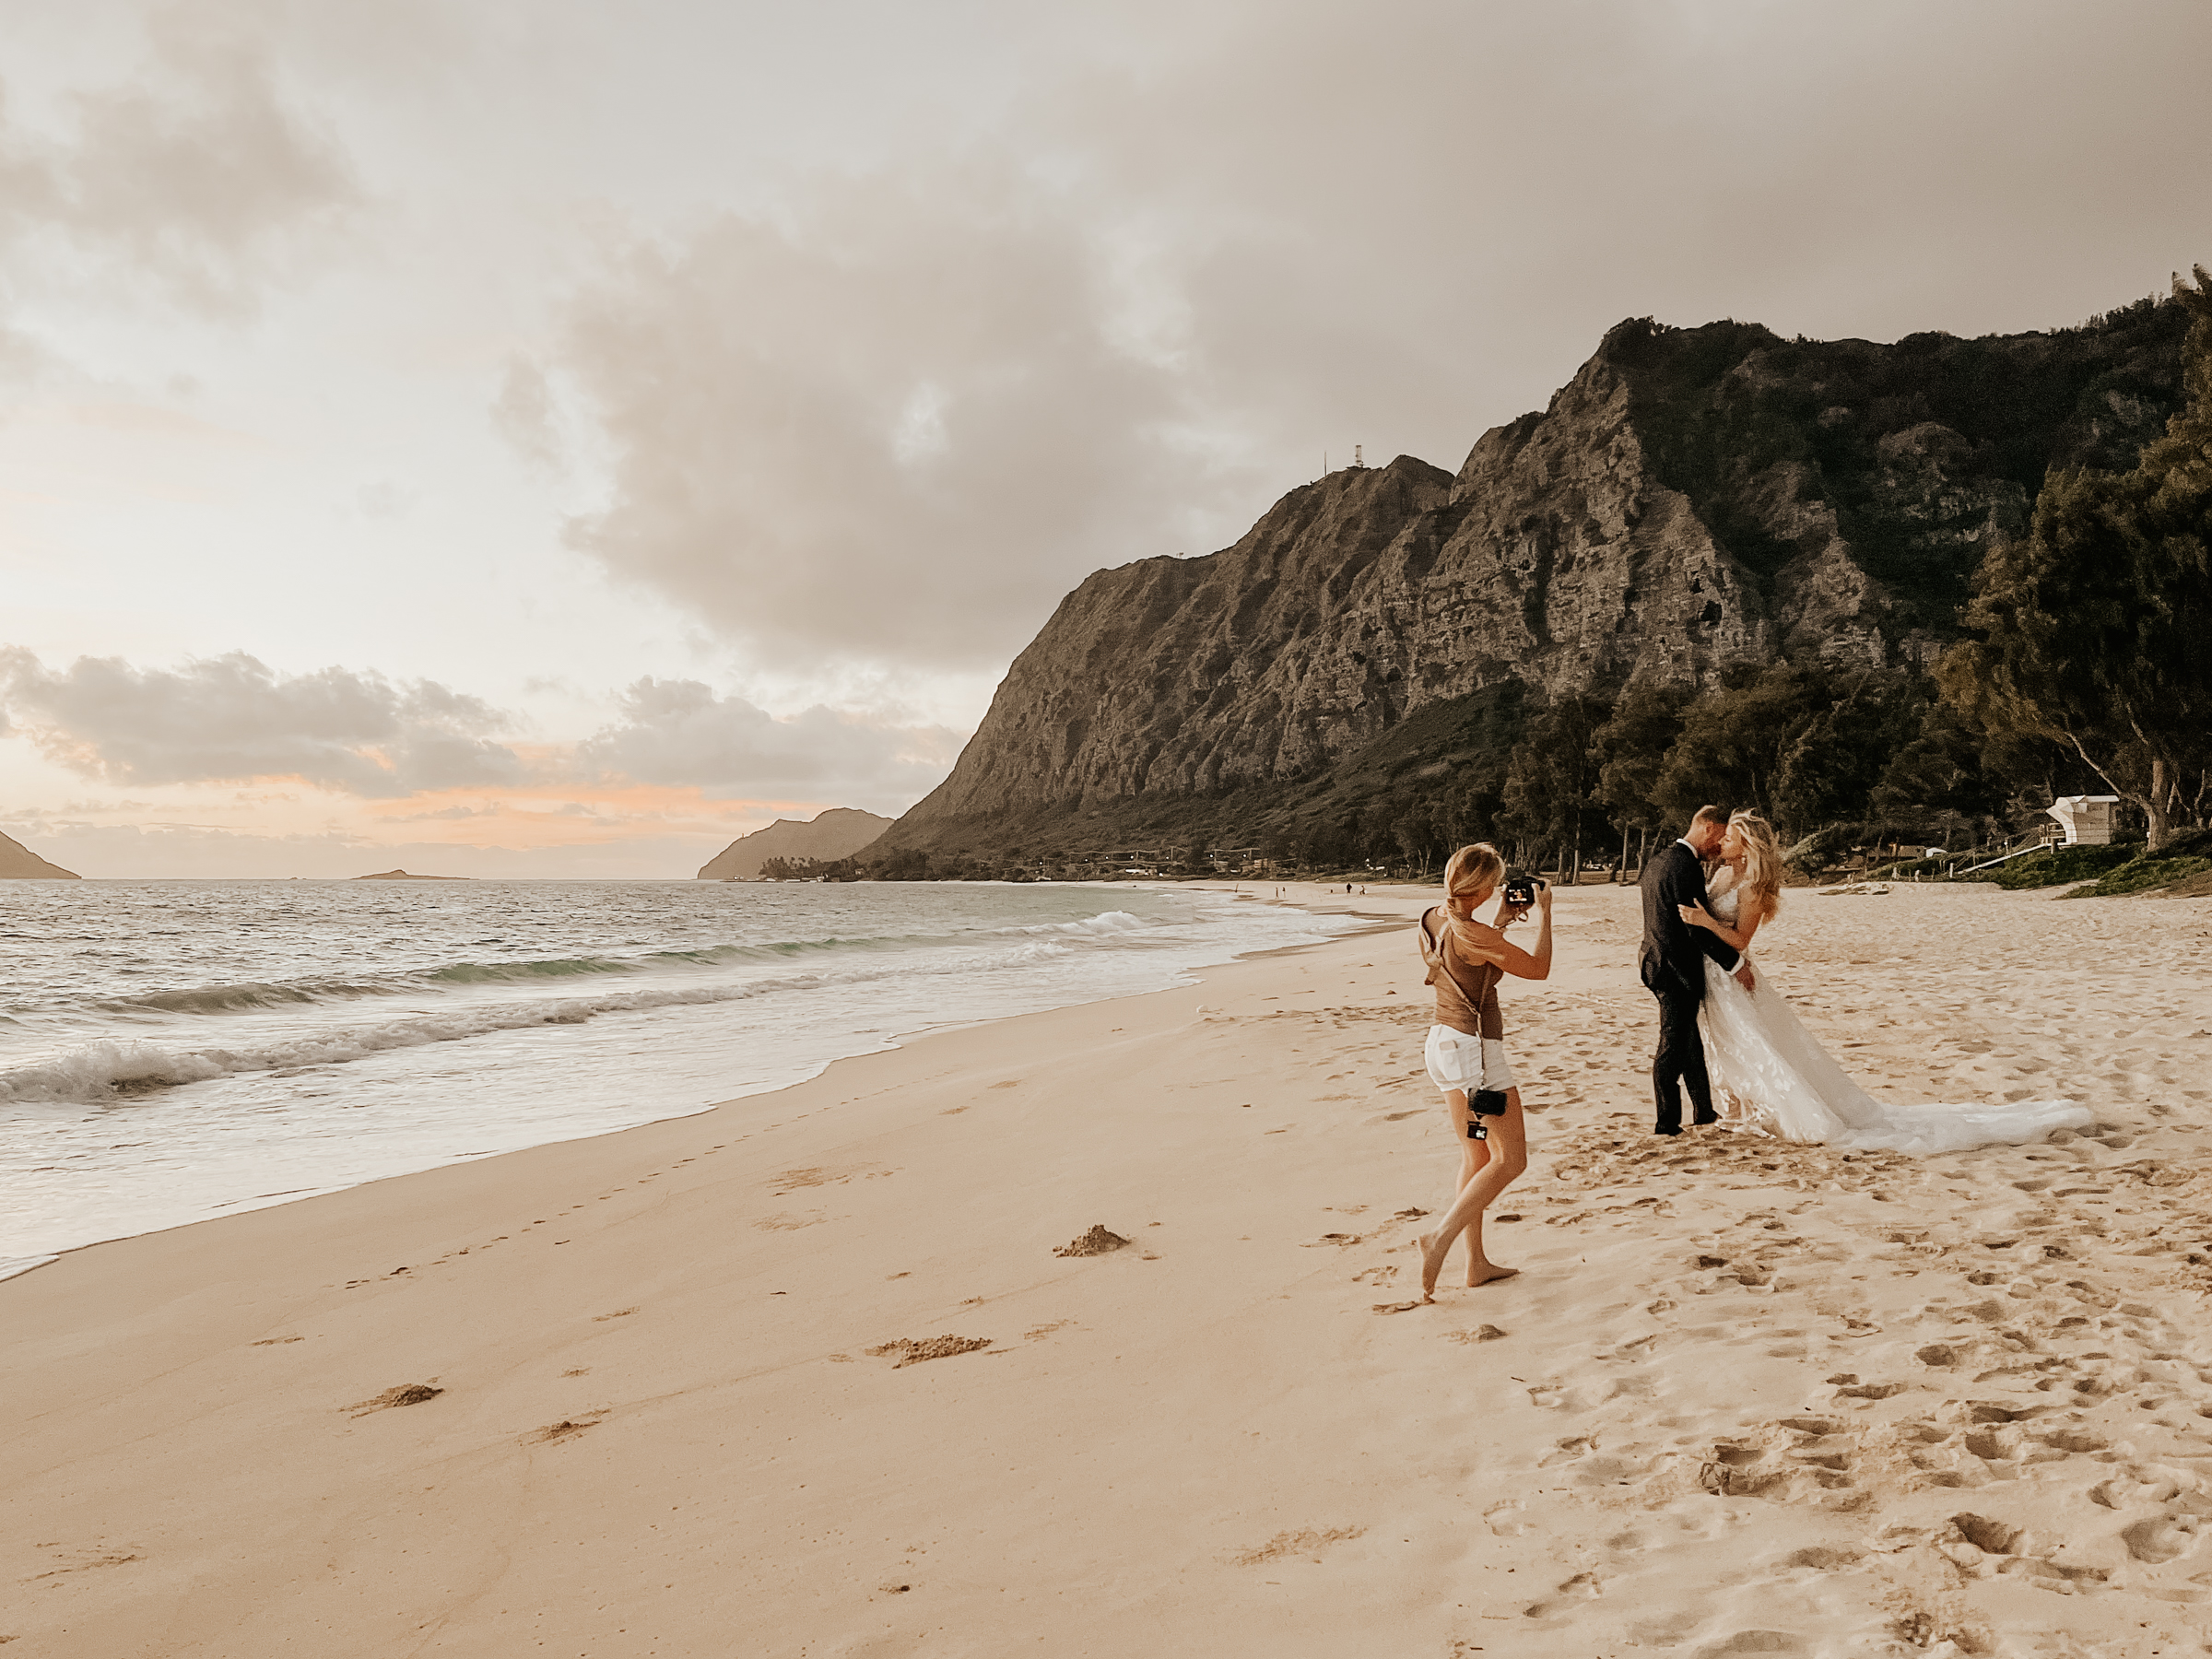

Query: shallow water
[{"left": 0, "top": 879, "right": 1349, "bottom": 1270}]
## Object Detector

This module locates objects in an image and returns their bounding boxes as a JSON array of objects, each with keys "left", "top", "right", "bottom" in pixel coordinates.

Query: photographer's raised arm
[{"left": 1463, "top": 884, "right": 1552, "bottom": 981}]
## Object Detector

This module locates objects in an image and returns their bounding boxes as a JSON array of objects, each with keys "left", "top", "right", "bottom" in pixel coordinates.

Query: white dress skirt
[{"left": 1697, "top": 872, "right": 2091, "bottom": 1153}]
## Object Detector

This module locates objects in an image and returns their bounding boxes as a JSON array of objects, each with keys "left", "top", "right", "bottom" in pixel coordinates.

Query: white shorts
[{"left": 1424, "top": 1025, "right": 1516, "bottom": 1096}]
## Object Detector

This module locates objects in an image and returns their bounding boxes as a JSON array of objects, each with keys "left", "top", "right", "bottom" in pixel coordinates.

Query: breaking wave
[
  {"left": 65, "top": 912, "right": 1160, "bottom": 1023},
  {"left": 3, "top": 940, "right": 1084, "bottom": 1106}
]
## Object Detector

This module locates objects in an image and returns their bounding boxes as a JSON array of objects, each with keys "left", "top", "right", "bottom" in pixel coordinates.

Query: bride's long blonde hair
[{"left": 1730, "top": 809, "right": 1783, "bottom": 924}]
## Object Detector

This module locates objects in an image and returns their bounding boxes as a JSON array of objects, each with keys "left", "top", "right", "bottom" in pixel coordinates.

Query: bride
[{"left": 1677, "top": 809, "right": 2091, "bottom": 1153}]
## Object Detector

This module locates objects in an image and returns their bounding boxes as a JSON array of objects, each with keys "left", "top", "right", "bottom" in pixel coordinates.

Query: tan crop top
[{"left": 1418, "top": 906, "right": 1503, "bottom": 1039}]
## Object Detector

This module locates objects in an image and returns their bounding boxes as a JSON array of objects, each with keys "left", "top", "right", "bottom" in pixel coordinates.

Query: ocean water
[{"left": 0, "top": 879, "right": 1351, "bottom": 1276}]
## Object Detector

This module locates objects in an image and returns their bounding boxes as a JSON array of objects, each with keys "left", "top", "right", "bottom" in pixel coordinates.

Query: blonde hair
[
  {"left": 1730, "top": 809, "right": 1783, "bottom": 924},
  {"left": 1443, "top": 841, "right": 1506, "bottom": 900}
]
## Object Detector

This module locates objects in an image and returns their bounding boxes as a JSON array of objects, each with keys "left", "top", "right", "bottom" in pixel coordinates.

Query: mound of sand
[{"left": 1053, "top": 1225, "right": 1130, "bottom": 1257}]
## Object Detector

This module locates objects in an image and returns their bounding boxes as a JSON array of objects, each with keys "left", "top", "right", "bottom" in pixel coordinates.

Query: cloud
[
  {"left": 0, "top": 649, "right": 959, "bottom": 819},
  {"left": 490, "top": 356, "right": 564, "bottom": 474},
  {"left": 575, "top": 677, "right": 959, "bottom": 814},
  {"left": 0, "top": 647, "right": 524, "bottom": 796},
  {"left": 536, "top": 0, "right": 2212, "bottom": 680},
  {"left": 0, "top": 0, "right": 359, "bottom": 325},
  {"left": 352, "top": 478, "right": 414, "bottom": 519},
  {"left": 550, "top": 153, "right": 1250, "bottom": 674}
]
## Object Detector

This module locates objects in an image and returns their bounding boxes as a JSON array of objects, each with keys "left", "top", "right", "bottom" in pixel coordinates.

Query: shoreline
[
  {"left": 9, "top": 880, "right": 2212, "bottom": 1655},
  {"left": 6, "top": 881, "right": 1387, "bottom": 1266},
  {"left": 1, "top": 882, "right": 1361, "bottom": 1277}
]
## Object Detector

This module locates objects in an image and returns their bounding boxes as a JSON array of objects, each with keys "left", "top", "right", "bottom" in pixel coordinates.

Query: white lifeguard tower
[{"left": 2046, "top": 794, "right": 2120, "bottom": 845}]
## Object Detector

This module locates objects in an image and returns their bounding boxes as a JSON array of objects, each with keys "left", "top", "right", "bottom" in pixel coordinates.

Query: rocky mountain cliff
[
  {"left": 0, "top": 829, "right": 78, "bottom": 878},
  {"left": 885, "top": 296, "right": 2188, "bottom": 858},
  {"left": 697, "top": 807, "right": 891, "bottom": 879}
]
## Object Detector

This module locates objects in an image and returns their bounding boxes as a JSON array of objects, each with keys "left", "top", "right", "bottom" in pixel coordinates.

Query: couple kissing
[{"left": 1638, "top": 805, "right": 2088, "bottom": 1152}]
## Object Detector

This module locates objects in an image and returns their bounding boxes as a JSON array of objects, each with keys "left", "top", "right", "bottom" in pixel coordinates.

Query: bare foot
[
  {"left": 1418, "top": 1231, "right": 1443, "bottom": 1300},
  {"left": 1465, "top": 1262, "right": 1520, "bottom": 1288}
]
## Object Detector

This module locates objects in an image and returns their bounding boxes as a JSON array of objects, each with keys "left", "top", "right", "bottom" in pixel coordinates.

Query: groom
[{"left": 1638, "top": 806, "right": 1747, "bottom": 1136}]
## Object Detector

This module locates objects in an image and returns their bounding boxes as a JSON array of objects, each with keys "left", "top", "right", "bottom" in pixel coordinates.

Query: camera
[
  {"left": 1501, "top": 871, "right": 1544, "bottom": 908},
  {"left": 1466, "top": 1088, "right": 1507, "bottom": 1139}
]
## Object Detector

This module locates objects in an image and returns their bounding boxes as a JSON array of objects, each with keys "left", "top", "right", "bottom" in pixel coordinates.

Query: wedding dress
[{"left": 1697, "top": 868, "right": 2092, "bottom": 1152}]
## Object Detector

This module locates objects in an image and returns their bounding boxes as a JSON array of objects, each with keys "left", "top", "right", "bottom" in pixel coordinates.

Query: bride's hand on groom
[
  {"left": 1734, "top": 963, "right": 1756, "bottom": 992},
  {"left": 1677, "top": 900, "right": 1710, "bottom": 930}
]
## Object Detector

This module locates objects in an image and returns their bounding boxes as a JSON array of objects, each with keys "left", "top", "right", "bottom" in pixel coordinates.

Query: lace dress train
[{"left": 1695, "top": 881, "right": 2091, "bottom": 1154}]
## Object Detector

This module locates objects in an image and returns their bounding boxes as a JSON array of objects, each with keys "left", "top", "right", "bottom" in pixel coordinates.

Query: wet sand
[{"left": 7, "top": 879, "right": 2212, "bottom": 1657}]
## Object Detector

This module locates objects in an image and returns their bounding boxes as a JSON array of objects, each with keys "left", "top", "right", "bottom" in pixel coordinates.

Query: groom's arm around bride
[{"left": 1639, "top": 813, "right": 1738, "bottom": 995}]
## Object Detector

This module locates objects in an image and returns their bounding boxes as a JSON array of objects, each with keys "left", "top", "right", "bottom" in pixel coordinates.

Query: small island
[{"left": 353, "top": 869, "right": 471, "bottom": 880}]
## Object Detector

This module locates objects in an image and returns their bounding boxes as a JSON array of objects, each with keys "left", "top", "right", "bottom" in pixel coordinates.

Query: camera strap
[{"left": 1419, "top": 908, "right": 1493, "bottom": 1022}]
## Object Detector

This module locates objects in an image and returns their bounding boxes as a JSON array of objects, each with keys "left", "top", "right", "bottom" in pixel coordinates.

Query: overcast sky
[{"left": 2, "top": 0, "right": 2206, "bottom": 877}]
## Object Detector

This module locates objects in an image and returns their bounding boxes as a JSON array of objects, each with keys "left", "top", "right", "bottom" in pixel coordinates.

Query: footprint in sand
[
  {"left": 1229, "top": 1526, "right": 1361, "bottom": 1566},
  {"left": 867, "top": 1336, "right": 992, "bottom": 1368},
  {"left": 2089, "top": 1465, "right": 2185, "bottom": 1509},
  {"left": 755, "top": 1211, "right": 828, "bottom": 1231},
  {"left": 771, "top": 1163, "right": 889, "bottom": 1194},
  {"left": 2121, "top": 1513, "right": 2205, "bottom": 1564},
  {"left": 531, "top": 1413, "right": 605, "bottom": 1443},
  {"left": 1776, "top": 1545, "right": 1862, "bottom": 1570},
  {"left": 1684, "top": 1630, "right": 1805, "bottom": 1656}
]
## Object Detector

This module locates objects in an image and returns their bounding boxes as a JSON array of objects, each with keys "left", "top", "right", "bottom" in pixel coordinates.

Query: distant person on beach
[
  {"left": 1676, "top": 809, "right": 2091, "bottom": 1151},
  {"left": 1412, "top": 842, "right": 1552, "bottom": 1300}
]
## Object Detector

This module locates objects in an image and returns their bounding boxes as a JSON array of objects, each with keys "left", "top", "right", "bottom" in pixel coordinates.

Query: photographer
[{"left": 1411, "top": 842, "right": 1553, "bottom": 1300}]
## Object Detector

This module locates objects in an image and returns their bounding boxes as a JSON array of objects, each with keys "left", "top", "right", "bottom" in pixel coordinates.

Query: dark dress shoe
[
  {"left": 1653, "top": 1124, "right": 1683, "bottom": 1136},
  {"left": 1692, "top": 1109, "right": 1720, "bottom": 1126}
]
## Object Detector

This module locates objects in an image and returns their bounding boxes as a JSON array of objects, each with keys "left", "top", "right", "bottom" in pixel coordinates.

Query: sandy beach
[{"left": 8, "top": 879, "right": 2212, "bottom": 1658}]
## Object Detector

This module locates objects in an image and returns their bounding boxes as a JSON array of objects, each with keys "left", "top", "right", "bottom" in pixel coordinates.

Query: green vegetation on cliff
[{"left": 1607, "top": 293, "right": 2189, "bottom": 631}]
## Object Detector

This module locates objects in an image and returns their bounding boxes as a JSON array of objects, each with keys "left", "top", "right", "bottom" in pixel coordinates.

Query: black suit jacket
[{"left": 1638, "top": 841, "right": 1740, "bottom": 999}]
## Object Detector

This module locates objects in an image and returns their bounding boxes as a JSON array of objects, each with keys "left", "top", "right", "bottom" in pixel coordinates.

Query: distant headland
[
  {"left": 354, "top": 869, "right": 471, "bottom": 880},
  {"left": 697, "top": 808, "right": 890, "bottom": 880},
  {"left": 1, "top": 829, "right": 79, "bottom": 879}
]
